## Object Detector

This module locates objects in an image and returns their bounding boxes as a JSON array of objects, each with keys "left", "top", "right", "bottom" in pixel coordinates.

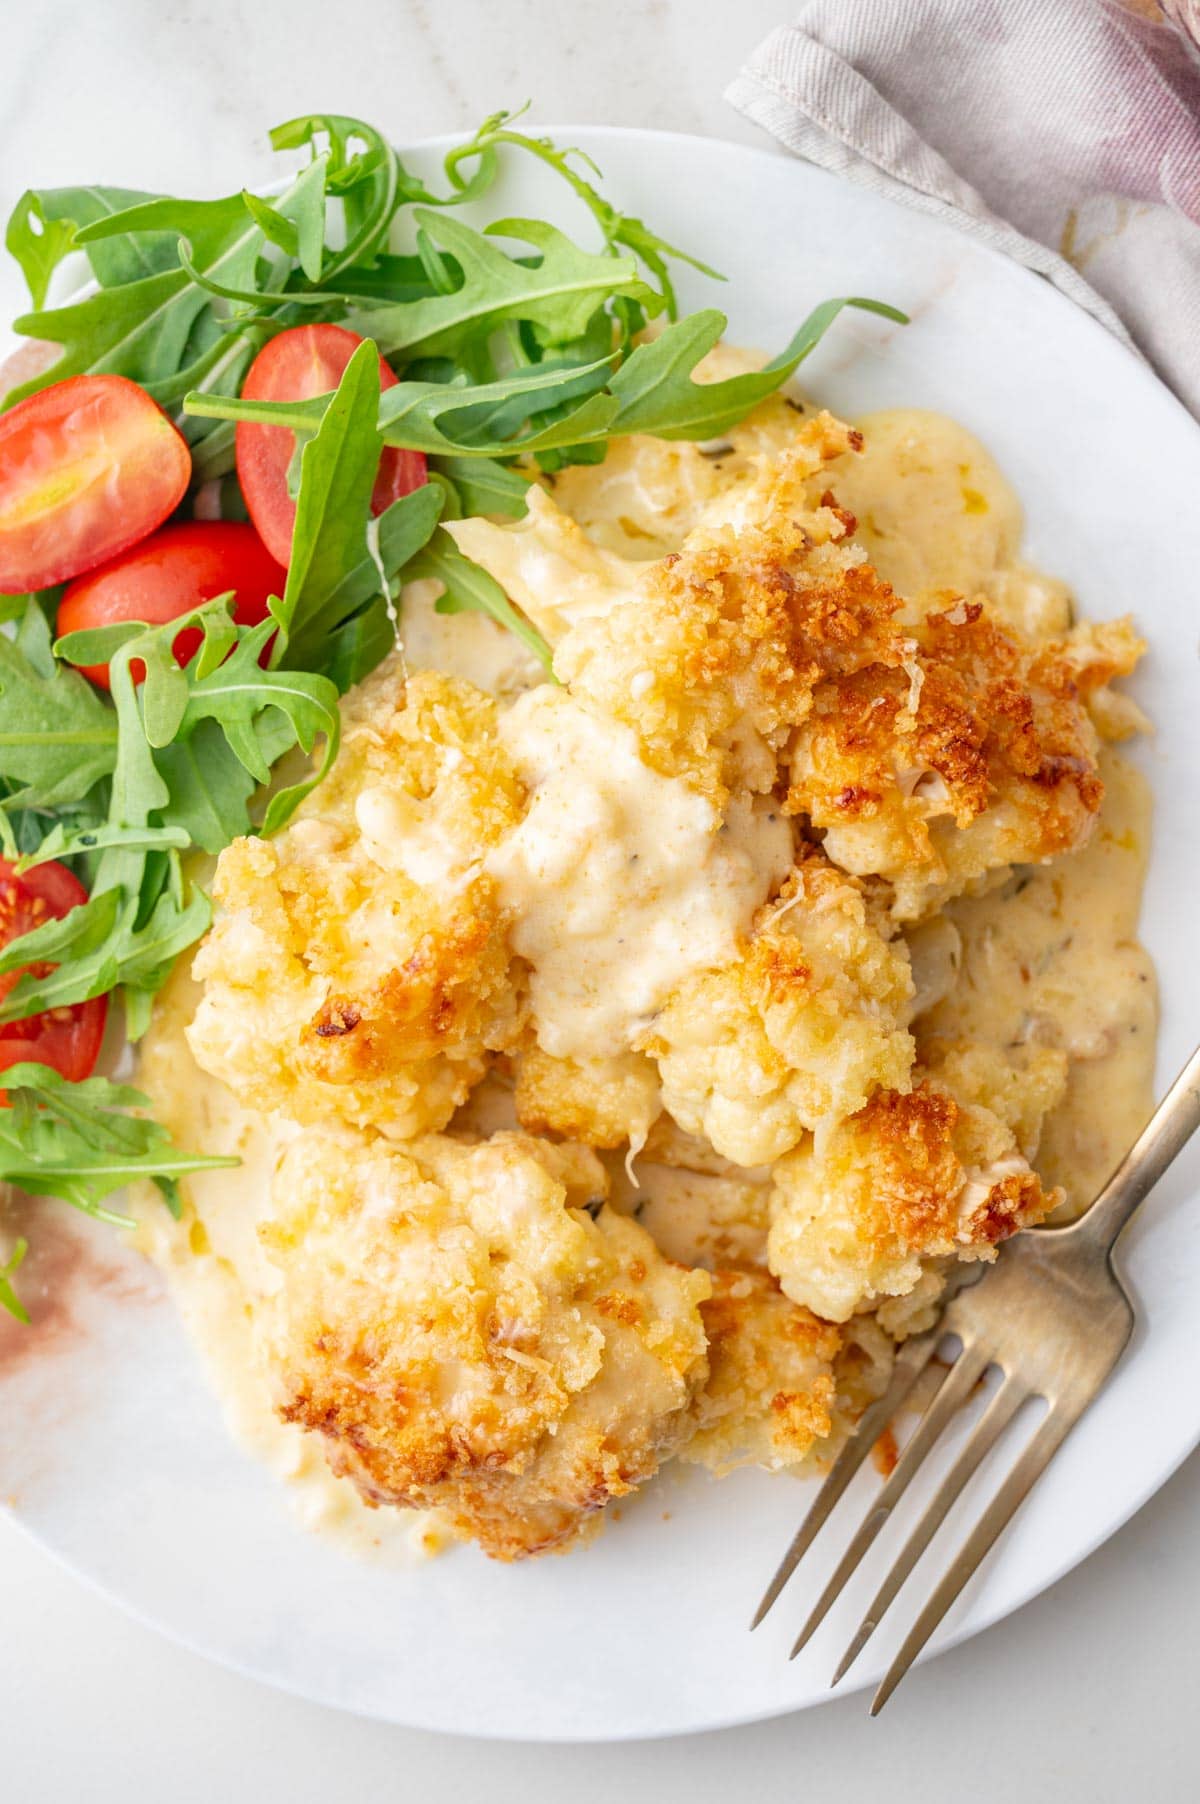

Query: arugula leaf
[
  {"left": 445, "top": 113, "right": 721, "bottom": 317},
  {"left": 6, "top": 194, "right": 79, "bottom": 310},
  {"left": 4, "top": 184, "right": 167, "bottom": 308},
  {"left": 321, "top": 596, "right": 397, "bottom": 693},
  {"left": 336, "top": 484, "right": 446, "bottom": 615},
  {"left": 178, "top": 621, "right": 341, "bottom": 832},
  {"left": 409, "top": 528, "right": 552, "bottom": 671},
  {"left": 243, "top": 152, "right": 329, "bottom": 284},
  {"left": 153, "top": 722, "right": 257, "bottom": 854},
  {"left": 270, "top": 115, "right": 404, "bottom": 282},
  {"left": 608, "top": 298, "right": 908, "bottom": 440},
  {"left": 351, "top": 210, "right": 655, "bottom": 358},
  {"left": 270, "top": 338, "right": 383, "bottom": 665},
  {"left": 431, "top": 456, "right": 530, "bottom": 518},
  {"left": 297, "top": 483, "right": 444, "bottom": 688},
  {"left": 16, "top": 821, "right": 190, "bottom": 871},
  {"left": 1, "top": 179, "right": 316, "bottom": 413},
  {"left": 0, "top": 604, "right": 118, "bottom": 807},
  {"left": 0, "top": 1237, "right": 29, "bottom": 1324},
  {"left": 0, "top": 1063, "right": 236, "bottom": 1241}
]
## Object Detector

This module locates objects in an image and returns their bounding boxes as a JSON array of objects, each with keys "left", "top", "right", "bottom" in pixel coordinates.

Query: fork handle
[{"left": 1063, "top": 1042, "right": 1200, "bottom": 1255}]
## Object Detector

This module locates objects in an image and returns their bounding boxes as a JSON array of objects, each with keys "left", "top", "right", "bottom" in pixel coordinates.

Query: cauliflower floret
[
  {"left": 768, "top": 1065, "right": 1058, "bottom": 1323},
  {"left": 644, "top": 854, "right": 914, "bottom": 1166},
  {"left": 555, "top": 418, "right": 900, "bottom": 807},
  {"left": 258, "top": 1126, "right": 711, "bottom": 1560},
  {"left": 188, "top": 662, "right": 525, "bottom": 1139},
  {"left": 513, "top": 1044, "right": 661, "bottom": 1151},
  {"left": 787, "top": 597, "right": 1126, "bottom": 919},
  {"left": 456, "top": 413, "right": 896, "bottom": 808},
  {"left": 681, "top": 1270, "right": 840, "bottom": 1475},
  {"left": 1053, "top": 617, "right": 1147, "bottom": 741},
  {"left": 917, "top": 1036, "right": 1068, "bottom": 1162}
]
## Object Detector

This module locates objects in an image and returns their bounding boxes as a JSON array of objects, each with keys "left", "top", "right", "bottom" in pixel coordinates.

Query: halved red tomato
[
  {"left": 57, "top": 521, "right": 287, "bottom": 688},
  {"left": 0, "top": 859, "right": 107, "bottom": 1085},
  {"left": 235, "top": 323, "right": 426, "bottom": 566},
  {"left": 0, "top": 374, "right": 191, "bottom": 592}
]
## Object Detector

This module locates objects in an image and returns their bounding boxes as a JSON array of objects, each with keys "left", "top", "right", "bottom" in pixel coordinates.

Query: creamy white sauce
[
  {"left": 399, "top": 575, "right": 545, "bottom": 697},
  {"left": 487, "top": 685, "right": 793, "bottom": 1059},
  {"left": 919, "top": 750, "right": 1156, "bottom": 1213},
  {"left": 354, "top": 781, "right": 478, "bottom": 891},
  {"left": 828, "top": 409, "right": 1074, "bottom": 638}
]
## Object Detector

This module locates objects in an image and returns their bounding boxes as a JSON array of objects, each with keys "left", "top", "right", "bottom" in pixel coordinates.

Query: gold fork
[{"left": 752, "top": 1042, "right": 1200, "bottom": 1713}]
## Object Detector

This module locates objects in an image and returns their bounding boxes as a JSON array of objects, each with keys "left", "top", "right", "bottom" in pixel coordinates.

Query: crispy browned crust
[
  {"left": 788, "top": 598, "right": 1109, "bottom": 908},
  {"left": 261, "top": 1128, "right": 710, "bottom": 1560},
  {"left": 554, "top": 415, "right": 905, "bottom": 804},
  {"left": 188, "top": 664, "right": 527, "bottom": 1138},
  {"left": 301, "top": 906, "right": 512, "bottom": 1085},
  {"left": 768, "top": 1065, "right": 1061, "bottom": 1322},
  {"left": 681, "top": 1269, "right": 841, "bottom": 1474},
  {"left": 513, "top": 1045, "right": 662, "bottom": 1150},
  {"left": 852, "top": 1084, "right": 1048, "bottom": 1248}
]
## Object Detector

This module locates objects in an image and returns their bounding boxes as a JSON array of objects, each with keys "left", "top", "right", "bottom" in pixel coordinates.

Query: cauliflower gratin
[{"left": 135, "top": 357, "right": 1157, "bottom": 1564}]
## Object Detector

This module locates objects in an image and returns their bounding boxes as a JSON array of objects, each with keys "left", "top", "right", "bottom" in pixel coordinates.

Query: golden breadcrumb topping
[
  {"left": 189, "top": 663, "right": 526, "bottom": 1139},
  {"left": 554, "top": 417, "right": 897, "bottom": 808},
  {"left": 767, "top": 1055, "right": 1060, "bottom": 1322},
  {"left": 513, "top": 1044, "right": 662, "bottom": 1151},
  {"left": 259, "top": 1126, "right": 710, "bottom": 1560},
  {"left": 787, "top": 598, "right": 1119, "bottom": 920},
  {"left": 681, "top": 1269, "right": 841, "bottom": 1475}
]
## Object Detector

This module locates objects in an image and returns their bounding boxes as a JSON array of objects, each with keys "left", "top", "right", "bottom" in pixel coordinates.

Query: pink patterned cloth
[{"left": 727, "top": 0, "right": 1200, "bottom": 414}]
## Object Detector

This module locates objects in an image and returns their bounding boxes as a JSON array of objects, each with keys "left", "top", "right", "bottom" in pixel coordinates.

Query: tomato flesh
[
  {"left": 235, "top": 324, "right": 426, "bottom": 566},
  {"left": 0, "top": 859, "right": 107, "bottom": 1085},
  {"left": 57, "top": 521, "right": 288, "bottom": 688},
  {"left": 0, "top": 374, "right": 191, "bottom": 592}
]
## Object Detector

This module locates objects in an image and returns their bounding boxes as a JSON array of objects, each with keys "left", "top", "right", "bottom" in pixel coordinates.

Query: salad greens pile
[{"left": 0, "top": 110, "right": 903, "bottom": 1318}]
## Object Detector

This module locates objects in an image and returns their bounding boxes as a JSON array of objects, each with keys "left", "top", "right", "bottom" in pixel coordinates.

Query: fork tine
[
  {"left": 750, "top": 1328, "right": 942, "bottom": 1630},
  {"left": 830, "top": 1373, "right": 1029, "bottom": 1685},
  {"left": 869, "top": 1400, "right": 1082, "bottom": 1715},
  {"left": 789, "top": 1337, "right": 990, "bottom": 1660}
]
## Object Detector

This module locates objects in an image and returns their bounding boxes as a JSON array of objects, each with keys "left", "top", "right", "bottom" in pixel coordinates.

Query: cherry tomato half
[
  {"left": 0, "top": 858, "right": 107, "bottom": 1086},
  {"left": 0, "top": 374, "right": 191, "bottom": 592},
  {"left": 57, "top": 521, "right": 287, "bottom": 688},
  {"left": 235, "top": 324, "right": 426, "bottom": 566}
]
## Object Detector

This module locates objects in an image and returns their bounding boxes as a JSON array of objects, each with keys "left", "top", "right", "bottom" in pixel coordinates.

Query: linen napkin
[{"left": 726, "top": 0, "right": 1200, "bottom": 416}]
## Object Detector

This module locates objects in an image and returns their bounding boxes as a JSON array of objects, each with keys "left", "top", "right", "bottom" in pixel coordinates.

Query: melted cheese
[{"left": 488, "top": 685, "right": 792, "bottom": 1059}]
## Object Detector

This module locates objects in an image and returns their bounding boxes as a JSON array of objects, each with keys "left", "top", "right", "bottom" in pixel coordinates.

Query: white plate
[{"left": 2, "top": 127, "right": 1198, "bottom": 1742}]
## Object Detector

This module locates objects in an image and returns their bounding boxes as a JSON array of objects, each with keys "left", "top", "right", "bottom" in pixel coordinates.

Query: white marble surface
[{"left": 1, "top": 0, "right": 1197, "bottom": 1794}]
